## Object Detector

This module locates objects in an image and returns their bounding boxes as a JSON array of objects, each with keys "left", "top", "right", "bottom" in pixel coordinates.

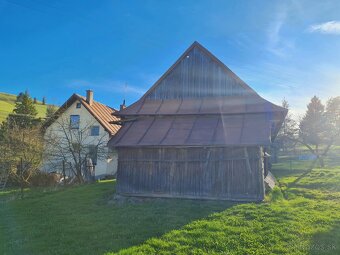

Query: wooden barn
[{"left": 108, "top": 42, "right": 287, "bottom": 201}]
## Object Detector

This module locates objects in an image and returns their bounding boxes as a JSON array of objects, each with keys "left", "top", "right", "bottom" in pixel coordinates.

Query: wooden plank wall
[
  {"left": 116, "top": 146, "right": 265, "bottom": 201},
  {"left": 146, "top": 46, "right": 248, "bottom": 100}
]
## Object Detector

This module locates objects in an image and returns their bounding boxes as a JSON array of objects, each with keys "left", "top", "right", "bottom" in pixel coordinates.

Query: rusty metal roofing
[
  {"left": 116, "top": 95, "right": 285, "bottom": 116},
  {"left": 108, "top": 113, "right": 275, "bottom": 147}
]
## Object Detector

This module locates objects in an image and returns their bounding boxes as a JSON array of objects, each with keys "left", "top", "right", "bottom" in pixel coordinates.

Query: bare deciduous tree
[
  {"left": 44, "top": 116, "right": 108, "bottom": 183},
  {"left": 272, "top": 99, "right": 298, "bottom": 162},
  {"left": 0, "top": 122, "right": 43, "bottom": 196}
]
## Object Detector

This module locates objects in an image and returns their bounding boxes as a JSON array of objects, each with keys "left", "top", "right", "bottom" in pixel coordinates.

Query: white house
[{"left": 42, "top": 90, "right": 121, "bottom": 179}]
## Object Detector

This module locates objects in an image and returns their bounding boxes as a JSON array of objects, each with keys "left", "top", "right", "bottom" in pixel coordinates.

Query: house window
[
  {"left": 88, "top": 145, "right": 98, "bottom": 165},
  {"left": 70, "top": 115, "right": 80, "bottom": 129},
  {"left": 76, "top": 102, "right": 81, "bottom": 108},
  {"left": 90, "top": 126, "right": 100, "bottom": 136}
]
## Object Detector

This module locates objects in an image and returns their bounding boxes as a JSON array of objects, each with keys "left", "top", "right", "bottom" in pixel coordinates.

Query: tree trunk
[
  {"left": 76, "top": 161, "right": 83, "bottom": 183},
  {"left": 318, "top": 157, "right": 325, "bottom": 167}
]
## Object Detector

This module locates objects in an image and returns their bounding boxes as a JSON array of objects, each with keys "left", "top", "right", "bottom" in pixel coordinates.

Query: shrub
[
  {"left": 269, "top": 186, "right": 284, "bottom": 202},
  {"left": 30, "top": 171, "right": 60, "bottom": 187}
]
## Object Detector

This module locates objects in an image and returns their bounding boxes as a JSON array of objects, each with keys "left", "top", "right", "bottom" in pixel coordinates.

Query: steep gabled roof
[
  {"left": 45, "top": 94, "right": 120, "bottom": 136},
  {"left": 109, "top": 42, "right": 287, "bottom": 147},
  {"left": 143, "top": 41, "right": 257, "bottom": 99},
  {"left": 117, "top": 41, "right": 285, "bottom": 117}
]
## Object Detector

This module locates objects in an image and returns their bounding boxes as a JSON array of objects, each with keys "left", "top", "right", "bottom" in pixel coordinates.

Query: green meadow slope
[
  {"left": 0, "top": 92, "right": 51, "bottom": 123},
  {"left": 1, "top": 148, "right": 340, "bottom": 254}
]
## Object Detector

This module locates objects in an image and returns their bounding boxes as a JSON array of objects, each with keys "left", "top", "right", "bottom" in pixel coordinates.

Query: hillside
[
  {"left": 1, "top": 148, "right": 340, "bottom": 254},
  {"left": 0, "top": 92, "right": 52, "bottom": 123}
]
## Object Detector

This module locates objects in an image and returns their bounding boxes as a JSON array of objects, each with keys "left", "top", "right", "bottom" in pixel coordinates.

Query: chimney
[
  {"left": 120, "top": 99, "right": 126, "bottom": 111},
  {"left": 86, "top": 90, "right": 93, "bottom": 105}
]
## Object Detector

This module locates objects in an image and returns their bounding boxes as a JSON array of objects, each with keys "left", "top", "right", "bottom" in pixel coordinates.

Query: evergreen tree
[
  {"left": 33, "top": 97, "right": 37, "bottom": 104},
  {"left": 325, "top": 96, "right": 340, "bottom": 143},
  {"left": 42, "top": 96, "right": 46, "bottom": 105},
  {"left": 299, "top": 96, "right": 326, "bottom": 153},
  {"left": 16, "top": 92, "right": 24, "bottom": 102},
  {"left": 8, "top": 94, "right": 39, "bottom": 128},
  {"left": 13, "top": 94, "right": 38, "bottom": 116},
  {"left": 46, "top": 105, "right": 57, "bottom": 119}
]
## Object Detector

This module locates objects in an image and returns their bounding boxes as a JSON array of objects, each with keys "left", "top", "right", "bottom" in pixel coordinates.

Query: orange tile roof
[
  {"left": 46, "top": 94, "right": 120, "bottom": 136},
  {"left": 78, "top": 96, "right": 120, "bottom": 136}
]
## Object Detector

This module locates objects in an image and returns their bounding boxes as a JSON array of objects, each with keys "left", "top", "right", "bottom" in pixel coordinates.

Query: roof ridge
[{"left": 79, "top": 96, "right": 116, "bottom": 111}]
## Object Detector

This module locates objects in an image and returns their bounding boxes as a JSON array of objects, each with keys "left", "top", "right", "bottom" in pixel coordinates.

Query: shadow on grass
[
  {"left": 0, "top": 181, "right": 237, "bottom": 255},
  {"left": 99, "top": 195, "right": 238, "bottom": 253},
  {"left": 310, "top": 223, "right": 340, "bottom": 255},
  {"left": 110, "top": 196, "right": 340, "bottom": 255}
]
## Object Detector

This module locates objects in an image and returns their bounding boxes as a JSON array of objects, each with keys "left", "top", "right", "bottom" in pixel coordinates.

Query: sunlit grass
[
  {"left": 112, "top": 165, "right": 340, "bottom": 255},
  {"left": 0, "top": 92, "right": 52, "bottom": 122},
  {"left": 1, "top": 148, "right": 340, "bottom": 255}
]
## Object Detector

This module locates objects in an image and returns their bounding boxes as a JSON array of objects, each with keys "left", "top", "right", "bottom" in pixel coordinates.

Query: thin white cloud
[
  {"left": 66, "top": 79, "right": 146, "bottom": 96},
  {"left": 308, "top": 21, "right": 340, "bottom": 34},
  {"left": 267, "top": 5, "right": 295, "bottom": 58}
]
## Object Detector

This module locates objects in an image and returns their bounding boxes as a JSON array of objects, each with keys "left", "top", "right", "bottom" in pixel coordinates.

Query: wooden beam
[{"left": 243, "top": 147, "right": 252, "bottom": 174}]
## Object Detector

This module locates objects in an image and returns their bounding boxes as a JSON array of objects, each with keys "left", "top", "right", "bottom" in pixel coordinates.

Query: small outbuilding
[{"left": 108, "top": 42, "right": 287, "bottom": 201}]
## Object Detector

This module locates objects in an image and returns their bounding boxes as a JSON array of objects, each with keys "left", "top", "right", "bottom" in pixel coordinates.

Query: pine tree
[
  {"left": 42, "top": 97, "right": 46, "bottom": 105},
  {"left": 16, "top": 92, "right": 24, "bottom": 102},
  {"left": 325, "top": 97, "right": 340, "bottom": 143},
  {"left": 8, "top": 94, "right": 39, "bottom": 128},
  {"left": 33, "top": 97, "right": 37, "bottom": 104},
  {"left": 13, "top": 94, "right": 38, "bottom": 116},
  {"left": 299, "top": 96, "right": 325, "bottom": 153}
]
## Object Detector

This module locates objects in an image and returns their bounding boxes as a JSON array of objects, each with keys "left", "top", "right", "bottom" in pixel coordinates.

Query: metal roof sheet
[
  {"left": 109, "top": 113, "right": 273, "bottom": 147},
  {"left": 117, "top": 95, "right": 285, "bottom": 117}
]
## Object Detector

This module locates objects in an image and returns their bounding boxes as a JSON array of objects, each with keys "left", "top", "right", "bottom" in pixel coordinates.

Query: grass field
[
  {"left": 1, "top": 151, "right": 340, "bottom": 255},
  {"left": 0, "top": 92, "right": 51, "bottom": 123}
]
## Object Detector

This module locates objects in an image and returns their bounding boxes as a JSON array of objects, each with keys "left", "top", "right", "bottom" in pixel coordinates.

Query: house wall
[
  {"left": 42, "top": 100, "right": 118, "bottom": 178},
  {"left": 116, "top": 146, "right": 265, "bottom": 201}
]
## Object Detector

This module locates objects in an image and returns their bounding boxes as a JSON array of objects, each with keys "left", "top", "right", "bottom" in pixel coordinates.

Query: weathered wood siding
[
  {"left": 116, "top": 146, "right": 265, "bottom": 201},
  {"left": 146, "top": 46, "right": 250, "bottom": 100}
]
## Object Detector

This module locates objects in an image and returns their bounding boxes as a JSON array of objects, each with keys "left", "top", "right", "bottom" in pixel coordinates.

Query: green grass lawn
[
  {"left": 1, "top": 151, "right": 340, "bottom": 255},
  {"left": 0, "top": 92, "right": 52, "bottom": 123}
]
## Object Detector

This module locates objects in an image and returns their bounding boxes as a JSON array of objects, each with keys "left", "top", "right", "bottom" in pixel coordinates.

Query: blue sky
[{"left": 0, "top": 0, "right": 340, "bottom": 116}]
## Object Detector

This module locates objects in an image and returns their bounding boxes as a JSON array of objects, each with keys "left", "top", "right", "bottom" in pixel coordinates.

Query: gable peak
[{"left": 143, "top": 42, "right": 257, "bottom": 100}]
